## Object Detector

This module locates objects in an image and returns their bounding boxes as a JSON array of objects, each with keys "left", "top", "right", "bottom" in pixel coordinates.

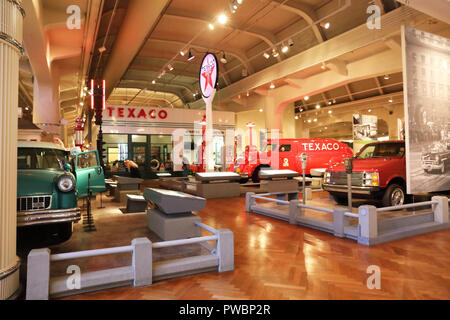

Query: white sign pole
[
  {"left": 203, "top": 89, "right": 216, "bottom": 172},
  {"left": 199, "top": 53, "right": 219, "bottom": 173}
]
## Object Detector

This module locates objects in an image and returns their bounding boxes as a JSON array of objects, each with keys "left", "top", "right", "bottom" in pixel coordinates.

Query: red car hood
[{"left": 328, "top": 158, "right": 397, "bottom": 172}]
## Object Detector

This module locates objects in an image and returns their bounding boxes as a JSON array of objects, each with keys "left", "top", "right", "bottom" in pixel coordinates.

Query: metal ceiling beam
[{"left": 163, "top": 13, "right": 281, "bottom": 61}]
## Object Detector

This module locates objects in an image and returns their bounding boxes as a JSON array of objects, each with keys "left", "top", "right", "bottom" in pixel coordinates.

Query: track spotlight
[
  {"left": 263, "top": 52, "right": 270, "bottom": 59},
  {"left": 168, "top": 64, "right": 174, "bottom": 71},
  {"left": 220, "top": 52, "right": 227, "bottom": 64},
  {"left": 208, "top": 23, "right": 214, "bottom": 30},
  {"left": 281, "top": 44, "right": 289, "bottom": 53},
  {"left": 304, "top": 96, "right": 309, "bottom": 101},
  {"left": 242, "top": 68, "right": 248, "bottom": 77},
  {"left": 272, "top": 49, "right": 279, "bottom": 57},
  {"left": 288, "top": 38, "right": 294, "bottom": 47},
  {"left": 180, "top": 49, "right": 187, "bottom": 56},
  {"left": 320, "top": 21, "right": 330, "bottom": 29},
  {"left": 315, "top": 104, "right": 321, "bottom": 109},
  {"left": 187, "top": 49, "right": 195, "bottom": 61},
  {"left": 152, "top": 80, "right": 156, "bottom": 84},
  {"left": 270, "top": 83, "right": 275, "bottom": 89}
]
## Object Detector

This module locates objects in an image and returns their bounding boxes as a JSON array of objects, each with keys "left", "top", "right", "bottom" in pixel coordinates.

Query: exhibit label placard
[{"left": 402, "top": 26, "right": 450, "bottom": 194}]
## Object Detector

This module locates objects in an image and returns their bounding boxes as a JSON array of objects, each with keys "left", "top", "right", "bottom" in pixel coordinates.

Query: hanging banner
[
  {"left": 402, "top": 26, "right": 450, "bottom": 194},
  {"left": 199, "top": 53, "right": 219, "bottom": 98}
]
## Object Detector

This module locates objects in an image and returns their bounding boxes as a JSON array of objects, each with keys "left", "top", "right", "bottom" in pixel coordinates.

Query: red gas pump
[{"left": 74, "top": 117, "right": 85, "bottom": 148}]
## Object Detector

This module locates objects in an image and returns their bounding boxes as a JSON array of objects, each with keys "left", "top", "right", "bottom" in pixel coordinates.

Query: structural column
[{"left": 0, "top": 0, "right": 24, "bottom": 300}]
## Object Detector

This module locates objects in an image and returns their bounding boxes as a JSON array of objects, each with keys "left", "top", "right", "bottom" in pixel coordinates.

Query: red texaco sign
[{"left": 199, "top": 53, "right": 218, "bottom": 98}]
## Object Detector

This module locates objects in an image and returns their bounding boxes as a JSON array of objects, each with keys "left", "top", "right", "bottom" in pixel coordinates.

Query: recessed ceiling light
[
  {"left": 295, "top": 115, "right": 299, "bottom": 120},
  {"left": 328, "top": 110, "right": 333, "bottom": 114},
  {"left": 281, "top": 44, "right": 288, "bottom": 53},
  {"left": 304, "top": 96, "right": 309, "bottom": 101},
  {"left": 218, "top": 14, "right": 228, "bottom": 25},
  {"left": 307, "top": 119, "right": 312, "bottom": 123},
  {"left": 263, "top": 52, "right": 270, "bottom": 59},
  {"left": 220, "top": 52, "right": 227, "bottom": 64},
  {"left": 384, "top": 75, "right": 390, "bottom": 80},
  {"left": 152, "top": 80, "right": 156, "bottom": 84},
  {"left": 315, "top": 104, "right": 321, "bottom": 109},
  {"left": 270, "top": 83, "right": 275, "bottom": 89},
  {"left": 208, "top": 23, "right": 214, "bottom": 30},
  {"left": 259, "top": 108, "right": 263, "bottom": 112}
]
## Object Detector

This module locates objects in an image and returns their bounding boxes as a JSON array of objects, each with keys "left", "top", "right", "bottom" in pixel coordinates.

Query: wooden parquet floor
[{"left": 56, "top": 193, "right": 450, "bottom": 300}]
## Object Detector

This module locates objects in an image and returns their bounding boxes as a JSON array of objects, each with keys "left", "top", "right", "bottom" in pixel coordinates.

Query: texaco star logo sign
[{"left": 199, "top": 53, "right": 218, "bottom": 99}]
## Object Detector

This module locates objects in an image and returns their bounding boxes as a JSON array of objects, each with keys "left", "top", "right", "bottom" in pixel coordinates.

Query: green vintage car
[{"left": 17, "top": 141, "right": 105, "bottom": 244}]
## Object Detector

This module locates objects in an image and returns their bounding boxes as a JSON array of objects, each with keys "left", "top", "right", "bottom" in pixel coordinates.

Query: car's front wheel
[
  {"left": 55, "top": 222, "right": 73, "bottom": 243},
  {"left": 382, "top": 183, "right": 405, "bottom": 207}
]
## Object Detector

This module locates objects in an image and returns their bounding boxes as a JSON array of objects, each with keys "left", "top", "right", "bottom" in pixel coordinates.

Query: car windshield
[
  {"left": 18, "top": 148, "right": 67, "bottom": 170},
  {"left": 356, "top": 143, "right": 405, "bottom": 159}
]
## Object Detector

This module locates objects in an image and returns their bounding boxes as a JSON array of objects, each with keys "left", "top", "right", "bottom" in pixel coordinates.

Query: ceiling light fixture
[
  {"left": 368, "top": 109, "right": 372, "bottom": 112},
  {"left": 246, "top": 91, "right": 250, "bottom": 97},
  {"left": 281, "top": 44, "right": 289, "bottom": 53},
  {"left": 208, "top": 23, "right": 214, "bottom": 30},
  {"left": 328, "top": 101, "right": 332, "bottom": 105},
  {"left": 321, "top": 62, "right": 326, "bottom": 70},
  {"left": 320, "top": 22, "right": 330, "bottom": 29},
  {"left": 152, "top": 80, "right": 156, "bottom": 84},
  {"left": 259, "top": 108, "right": 263, "bottom": 112},
  {"left": 384, "top": 75, "right": 390, "bottom": 80},
  {"left": 272, "top": 49, "right": 279, "bottom": 57},
  {"left": 295, "top": 115, "right": 299, "bottom": 120},
  {"left": 270, "top": 83, "right": 275, "bottom": 89},
  {"left": 263, "top": 52, "right": 270, "bottom": 59},
  {"left": 307, "top": 119, "right": 312, "bottom": 123},
  {"left": 315, "top": 104, "right": 321, "bottom": 109},
  {"left": 288, "top": 38, "right": 294, "bottom": 47},
  {"left": 328, "top": 110, "right": 333, "bottom": 114},
  {"left": 313, "top": 118, "right": 317, "bottom": 122},
  {"left": 168, "top": 64, "right": 174, "bottom": 71},
  {"left": 304, "top": 96, "right": 309, "bottom": 101},
  {"left": 180, "top": 49, "right": 186, "bottom": 56},
  {"left": 388, "top": 98, "right": 393, "bottom": 103},
  {"left": 220, "top": 52, "right": 227, "bottom": 64},
  {"left": 187, "top": 49, "right": 195, "bottom": 61},
  {"left": 218, "top": 13, "right": 228, "bottom": 25}
]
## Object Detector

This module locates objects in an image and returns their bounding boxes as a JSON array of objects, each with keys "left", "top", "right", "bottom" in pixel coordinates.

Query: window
[
  {"left": 279, "top": 144, "right": 291, "bottom": 152},
  {"left": 77, "top": 152, "right": 99, "bottom": 169},
  {"left": 18, "top": 148, "right": 67, "bottom": 170},
  {"left": 356, "top": 143, "right": 405, "bottom": 159}
]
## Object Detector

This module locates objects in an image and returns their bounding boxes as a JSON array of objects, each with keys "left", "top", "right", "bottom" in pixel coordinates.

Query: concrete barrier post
[
  {"left": 245, "top": 192, "right": 256, "bottom": 212},
  {"left": 289, "top": 200, "right": 300, "bottom": 224},
  {"left": 432, "top": 196, "right": 449, "bottom": 224},
  {"left": 358, "top": 205, "right": 378, "bottom": 244},
  {"left": 305, "top": 188, "right": 312, "bottom": 201},
  {"left": 217, "top": 229, "right": 234, "bottom": 272},
  {"left": 333, "top": 208, "right": 346, "bottom": 237},
  {"left": 26, "top": 248, "right": 51, "bottom": 300},
  {"left": 132, "top": 238, "right": 152, "bottom": 287}
]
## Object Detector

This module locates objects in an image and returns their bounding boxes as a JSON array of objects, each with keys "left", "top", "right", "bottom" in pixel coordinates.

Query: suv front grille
[
  {"left": 17, "top": 195, "right": 52, "bottom": 211},
  {"left": 329, "top": 172, "right": 364, "bottom": 186}
]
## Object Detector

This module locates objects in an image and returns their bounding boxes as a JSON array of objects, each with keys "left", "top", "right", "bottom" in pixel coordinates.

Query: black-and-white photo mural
[
  {"left": 352, "top": 114, "right": 378, "bottom": 141},
  {"left": 402, "top": 26, "right": 450, "bottom": 194}
]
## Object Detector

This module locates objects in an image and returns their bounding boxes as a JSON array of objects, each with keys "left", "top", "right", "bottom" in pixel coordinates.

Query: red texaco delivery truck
[{"left": 229, "top": 138, "right": 354, "bottom": 183}]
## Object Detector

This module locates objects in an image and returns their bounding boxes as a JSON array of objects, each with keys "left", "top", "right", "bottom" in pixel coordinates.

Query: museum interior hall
[{"left": 0, "top": 0, "right": 449, "bottom": 302}]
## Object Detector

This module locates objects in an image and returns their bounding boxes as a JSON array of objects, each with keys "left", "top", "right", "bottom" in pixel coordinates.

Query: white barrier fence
[
  {"left": 26, "top": 223, "right": 234, "bottom": 300},
  {"left": 246, "top": 192, "right": 449, "bottom": 245}
]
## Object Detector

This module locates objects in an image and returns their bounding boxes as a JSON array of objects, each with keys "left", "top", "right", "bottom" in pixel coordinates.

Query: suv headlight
[
  {"left": 363, "top": 172, "right": 379, "bottom": 186},
  {"left": 57, "top": 174, "right": 75, "bottom": 192},
  {"left": 324, "top": 171, "right": 331, "bottom": 184}
]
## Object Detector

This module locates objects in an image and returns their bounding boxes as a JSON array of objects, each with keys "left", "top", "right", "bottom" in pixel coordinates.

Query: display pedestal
[
  {"left": 146, "top": 209, "right": 201, "bottom": 241},
  {"left": 143, "top": 188, "right": 206, "bottom": 241},
  {"left": 158, "top": 177, "right": 187, "bottom": 192},
  {"left": 184, "top": 172, "right": 241, "bottom": 199}
]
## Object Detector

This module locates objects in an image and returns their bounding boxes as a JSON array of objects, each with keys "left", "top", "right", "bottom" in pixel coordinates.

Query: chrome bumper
[
  {"left": 323, "top": 184, "right": 380, "bottom": 195},
  {"left": 17, "top": 207, "right": 81, "bottom": 227},
  {"left": 422, "top": 162, "right": 443, "bottom": 170}
]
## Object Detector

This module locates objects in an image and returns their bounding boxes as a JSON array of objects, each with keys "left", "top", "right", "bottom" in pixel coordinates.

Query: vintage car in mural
[
  {"left": 229, "top": 138, "right": 354, "bottom": 183},
  {"left": 421, "top": 140, "right": 450, "bottom": 174},
  {"left": 17, "top": 141, "right": 105, "bottom": 244},
  {"left": 323, "top": 140, "right": 407, "bottom": 207}
]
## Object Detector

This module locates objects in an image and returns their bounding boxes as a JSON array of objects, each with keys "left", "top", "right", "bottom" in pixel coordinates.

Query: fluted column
[{"left": 0, "top": 0, "right": 24, "bottom": 300}]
